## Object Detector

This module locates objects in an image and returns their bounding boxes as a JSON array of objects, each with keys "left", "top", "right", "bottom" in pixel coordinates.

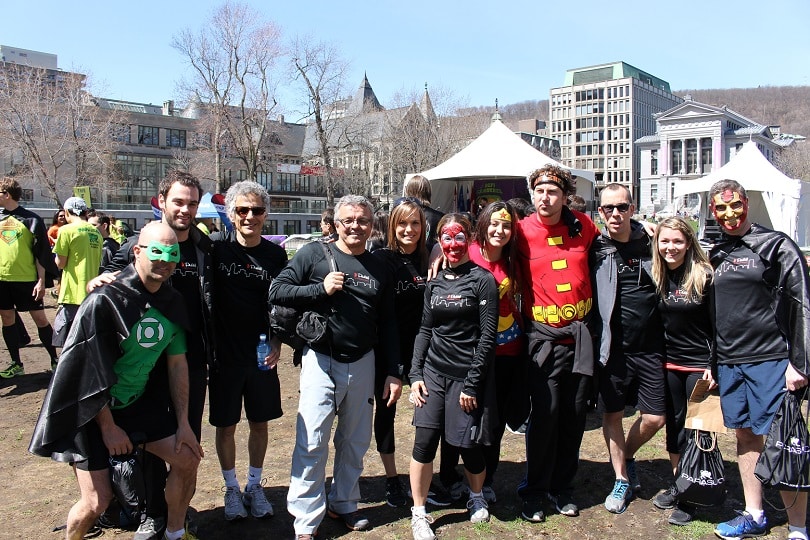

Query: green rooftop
[{"left": 563, "top": 61, "right": 672, "bottom": 92}]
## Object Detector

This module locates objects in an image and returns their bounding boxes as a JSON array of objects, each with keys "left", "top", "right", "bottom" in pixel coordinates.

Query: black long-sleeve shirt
[
  {"left": 409, "top": 261, "right": 498, "bottom": 398},
  {"left": 268, "top": 241, "right": 400, "bottom": 377},
  {"left": 659, "top": 265, "right": 712, "bottom": 369}
]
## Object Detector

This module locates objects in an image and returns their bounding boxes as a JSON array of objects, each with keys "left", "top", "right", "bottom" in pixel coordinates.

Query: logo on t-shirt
[{"left": 136, "top": 317, "right": 165, "bottom": 348}]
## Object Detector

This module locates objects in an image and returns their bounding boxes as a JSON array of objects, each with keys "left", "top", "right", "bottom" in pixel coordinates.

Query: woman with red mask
[{"left": 408, "top": 213, "right": 498, "bottom": 540}]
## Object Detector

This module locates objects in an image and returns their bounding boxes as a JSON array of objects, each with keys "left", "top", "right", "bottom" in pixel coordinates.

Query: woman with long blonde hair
[{"left": 650, "top": 216, "right": 714, "bottom": 526}]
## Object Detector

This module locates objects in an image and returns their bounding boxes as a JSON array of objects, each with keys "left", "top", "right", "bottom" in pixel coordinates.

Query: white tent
[
  {"left": 674, "top": 141, "right": 808, "bottom": 245},
  {"left": 413, "top": 120, "right": 595, "bottom": 213}
]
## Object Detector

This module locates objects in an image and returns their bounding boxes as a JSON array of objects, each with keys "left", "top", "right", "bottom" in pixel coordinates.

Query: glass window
[
  {"left": 701, "top": 138, "right": 712, "bottom": 171},
  {"left": 686, "top": 139, "right": 698, "bottom": 174},
  {"left": 137, "top": 126, "right": 159, "bottom": 146},
  {"left": 651, "top": 150, "right": 658, "bottom": 175},
  {"left": 283, "top": 220, "right": 300, "bottom": 235},
  {"left": 671, "top": 143, "right": 682, "bottom": 174},
  {"left": 167, "top": 129, "right": 186, "bottom": 148}
]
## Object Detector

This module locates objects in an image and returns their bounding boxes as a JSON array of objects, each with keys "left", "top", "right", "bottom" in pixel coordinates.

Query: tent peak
[{"left": 491, "top": 98, "right": 502, "bottom": 123}]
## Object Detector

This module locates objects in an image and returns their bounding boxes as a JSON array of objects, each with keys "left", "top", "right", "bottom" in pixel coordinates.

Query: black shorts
[
  {"left": 598, "top": 352, "right": 666, "bottom": 415},
  {"left": 0, "top": 280, "right": 45, "bottom": 311},
  {"left": 208, "top": 362, "right": 283, "bottom": 427},
  {"left": 413, "top": 366, "right": 482, "bottom": 448},
  {"left": 52, "top": 304, "right": 80, "bottom": 347},
  {"left": 75, "top": 387, "right": 178, "bottom": 472}
]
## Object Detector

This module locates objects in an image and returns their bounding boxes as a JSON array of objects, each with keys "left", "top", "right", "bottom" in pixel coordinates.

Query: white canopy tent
[
  {"left": 674, "top": 141, "right": 808, "bottom": 245},
  {"left": 412, "top": 120, "right": 595, "bottom": 213}
]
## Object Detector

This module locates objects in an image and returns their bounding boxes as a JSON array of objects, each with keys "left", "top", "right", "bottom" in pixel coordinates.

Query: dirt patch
[{"left": 0, "top": 300, "right": 802, "bottom": 539}]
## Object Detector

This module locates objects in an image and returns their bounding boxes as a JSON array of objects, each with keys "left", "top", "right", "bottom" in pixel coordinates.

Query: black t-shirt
[
  {"left": 409, "top": 261, "right": 498, "bottom": 398},
  {"left": 713, "top": 240, "right": 787, "bottom": 364},
  {"left": 611, "top": 237, "right": 663, "bottom": 354},
  {"left": 659, "top": 265, "right": 712, "bottom": 368},
  {"left": 170, "top": 239, "right": 205, "bottom": 368},
  {"left": 211, "top": 234, "right": 288, "bottom": 366},
  {"left": 268, "top": 241, "right": 400, "bottom": 374},
  {"left": 372, "top": 248, "right": 427, "bottom": 370}
]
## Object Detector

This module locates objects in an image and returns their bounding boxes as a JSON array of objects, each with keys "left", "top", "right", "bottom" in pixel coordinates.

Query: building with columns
[
  {"left": 635, "top": 95, "right": 794, "bottom": 216},
  {"left": 549, "top": 61, "right": 682, "bottom": 201}
]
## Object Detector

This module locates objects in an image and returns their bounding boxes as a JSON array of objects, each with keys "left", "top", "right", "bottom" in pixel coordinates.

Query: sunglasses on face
[
  {"left": 600, "top": 203, "right": 631, "bottom": 214},
  {"left": 234, "top": 206, "right": 266, "bottom": 217}
]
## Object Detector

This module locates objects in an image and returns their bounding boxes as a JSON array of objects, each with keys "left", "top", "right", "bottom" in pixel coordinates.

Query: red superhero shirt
[
  {"left": 469, "top": 241, "right": 525, "bottom": 356},
  {"left": 515, "top": 211, "right": 599, "bottom": 328}
]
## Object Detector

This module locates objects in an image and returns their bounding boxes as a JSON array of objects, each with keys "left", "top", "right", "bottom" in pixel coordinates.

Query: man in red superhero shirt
[{"left": 514, "top": 165, "right": 600, "bottom": 522}]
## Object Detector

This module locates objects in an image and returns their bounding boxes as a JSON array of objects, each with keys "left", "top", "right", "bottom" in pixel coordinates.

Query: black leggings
[
  {"left": 412, "top": 426, "right": 485, "bottom": 475},
  {"left": 664, "top": 368, "right": 704, "bottom": 455}
]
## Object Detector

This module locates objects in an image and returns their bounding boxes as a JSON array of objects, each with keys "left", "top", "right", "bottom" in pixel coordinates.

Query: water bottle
[{"left": 256, "top": 334, "right": 271, "bottom": 371}]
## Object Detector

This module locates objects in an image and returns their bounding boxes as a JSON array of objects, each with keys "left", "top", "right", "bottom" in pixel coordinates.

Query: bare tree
[
  {"left": 775, "top": 142, "right": 810, "bottom": 181},
  {"left": 173, "top": 1, "right": 283, "bottom": 193},
  {"left": 289, "top": 36, "right": 350, "bottom": 206},
  {"left": 0, "top": 63, "right": 121, "bottom": 205}
]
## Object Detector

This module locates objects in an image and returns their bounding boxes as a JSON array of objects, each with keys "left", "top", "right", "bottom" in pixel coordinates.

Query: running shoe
[
  {"left": 604, "top": 479, "right": 632, "bottom": 514},
  {"left": 714, "top": 511, "right": 768, "bottom": 539},
  {"left": 466, "top": 494, "right": 490, "bottom": 523},
  {"left": 385, "top": 477, "right": 409, "bottom": 508},
  {"left": 653, "top": 484, "right": 678, "bottom": 510},
  {"left": 223, "top": 486, "right": 248, "bottom": 521},
  {"left": 482, "top": 485, "right": 497, "bottom": 504},
  {"left": 133, "top": 515, "right": 166, "bottom": 540},
  {"left": 242, "top": 483, "right": 274, "bottom": 518},
  {"left": 0, "top": 362, "right": 23, "bottom": 379},
  {"left": 411, "top": 511, "right": 436, "bottom": 540},
  {"left": 626, "top": 458, "right": 641, "bottom": 492}
]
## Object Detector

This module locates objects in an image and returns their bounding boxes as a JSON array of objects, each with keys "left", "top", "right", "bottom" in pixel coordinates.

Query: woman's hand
[
  {"left": 459, "top": 392, "right": 478, "bottom": 413},
  {"left": 702, "top": 368, "right": 717, "bottom": 391},
  {"left": 410, "top": 380, "right": 429, "bottom": 407}
]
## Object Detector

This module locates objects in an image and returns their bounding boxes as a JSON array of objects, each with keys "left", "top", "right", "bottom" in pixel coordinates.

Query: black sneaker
[
  {"left": 548, "top": 492, "right": 579, "bottom": 517},
  {"left": 521, "top": 499, "right": 545, "bottom": 523},
  {"left": 327, "top": 509, "right": 370, "bottom": 531},
  {"left": 668, "top": 504, "right": 693, "bottom": 526},
  {"left": 424, "top": 483, "right": 453, "bottom": 507},
  {"left": 385, "top": 477, "right": 409, "bottom": 508},
  {"left": 653, "top": 484, "right": 678, "bottom": 510}
]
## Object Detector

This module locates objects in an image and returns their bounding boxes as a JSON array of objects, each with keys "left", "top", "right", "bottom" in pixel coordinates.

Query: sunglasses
[
  {"left": 234, "top": 206, "right": 266, "bottom": 217},
  {"left": 600, "top": 203, "right": 631, "bottom": 214}
]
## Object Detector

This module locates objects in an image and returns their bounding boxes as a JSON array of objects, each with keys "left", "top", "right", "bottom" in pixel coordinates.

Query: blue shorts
[{"left": 717, "top": 359, "right": 788, "bottom": 435}]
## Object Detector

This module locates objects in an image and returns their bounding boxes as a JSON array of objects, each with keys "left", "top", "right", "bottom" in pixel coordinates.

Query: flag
[
  {"left": 211, "top": 193, "right": 233, "bottom": 232},
  {"left": 150, "top": 196, "right": 162, "bottom": 220}
]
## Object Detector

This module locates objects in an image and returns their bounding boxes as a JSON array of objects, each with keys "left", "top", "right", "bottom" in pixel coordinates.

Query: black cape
[{"left": 28, "top": 265, "right": 189, "bottom": 462}]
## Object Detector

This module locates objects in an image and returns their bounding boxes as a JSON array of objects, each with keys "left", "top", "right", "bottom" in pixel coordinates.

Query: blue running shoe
[
  {"left": 604, "top": 479, "right": 632, "bottom": 514},
  {"left": 714, "top": 511, "right": 768, "bottom": 539}
]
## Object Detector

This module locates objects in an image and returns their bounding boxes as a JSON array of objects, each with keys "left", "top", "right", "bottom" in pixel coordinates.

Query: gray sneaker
[
  {"left": 242, "top": 483, "right": 274, "bottom": 518},
  {"left": 466, "top": 494, "right": 490, "bottom": 523},
  {"left": 604, "top": 479, "right": 632, "bottom": 514},
  {"left": 133, "top": 515, "right": 166, "bottom": 540},
  {"left": 482, "top": 485, "right": 497, "bottom": 504},
  {"left": 223, "top": 486, "right": 248, "bottom": 521},
  {"left": 410, "top": 511, "right": 436, "bottom": 540}
]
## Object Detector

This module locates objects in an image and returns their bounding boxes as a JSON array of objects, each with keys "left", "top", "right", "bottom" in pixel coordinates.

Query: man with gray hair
[
  {"left": 207, "top": 180, "right": 288, "bottom": 522},
  {"left": 269, "top": 194, "right": 402, "bottom": 540}
]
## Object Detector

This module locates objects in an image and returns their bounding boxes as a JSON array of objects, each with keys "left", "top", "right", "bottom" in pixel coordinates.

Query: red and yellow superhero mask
[
  {"left": 711, "top": 189, "right": 748, "bottom": 232},
  {"left": 440, "top": 223, "right": 468, "bottom": 264}
]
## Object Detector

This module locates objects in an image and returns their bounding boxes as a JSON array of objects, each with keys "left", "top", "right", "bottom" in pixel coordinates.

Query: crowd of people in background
[{"left": 0, "top": 164, "right": 808, "bottom": 540}]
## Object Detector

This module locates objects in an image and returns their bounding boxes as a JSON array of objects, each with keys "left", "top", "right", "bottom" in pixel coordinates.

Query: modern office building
[
  {"left": 635, "top": 95, "right": 795, "bottom": 216},
  {"left": 549, "top": 61, "right": 682, "bottom": 200}
]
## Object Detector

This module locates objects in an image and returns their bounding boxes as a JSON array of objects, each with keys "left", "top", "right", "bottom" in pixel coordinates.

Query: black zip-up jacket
[
  {"left": 590, "top": 220, "right": 657, "bottom": 366},
  {"left": 709, "top": 223, "right": 810, "bottom": 375}
]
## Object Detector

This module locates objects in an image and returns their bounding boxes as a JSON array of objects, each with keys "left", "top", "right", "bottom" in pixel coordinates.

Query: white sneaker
[
  {"left": 242, "top": 483, "right": 274, "bottom": 518},
  {"left": 466, "top": 494, "right": 490, "bottom": 523},
  {"left": 410, "top": 511, "right": 436, "bottom": 540},
  {"left": 482, "top": 485, "right": 497, "bottom": 504},
  {"left": 223, "top": 486, "right": 248, "bottom": 521}
]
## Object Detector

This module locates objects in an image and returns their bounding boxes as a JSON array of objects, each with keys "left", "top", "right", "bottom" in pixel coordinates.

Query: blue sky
[{"left": 2, "top": 0, "right": 808, "bottom": 118}]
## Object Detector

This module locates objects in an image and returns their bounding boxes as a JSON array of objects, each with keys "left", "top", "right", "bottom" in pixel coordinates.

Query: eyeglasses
[
  {"left": 392, "top": 196, "right": 421, "bottom": 209},
  {"left": 234, "top": 206, "right": 266, "bottom": 217},
  {"left": 337, "top": 217, "right": 371, "bottom": 227},
  {"left": 600, "top": 203, "right": 631, "bottom": 214}
]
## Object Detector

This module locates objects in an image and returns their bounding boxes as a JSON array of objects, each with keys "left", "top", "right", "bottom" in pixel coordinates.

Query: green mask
[{"left": 139, "top": 241, "right": 181, "bottom": 263}]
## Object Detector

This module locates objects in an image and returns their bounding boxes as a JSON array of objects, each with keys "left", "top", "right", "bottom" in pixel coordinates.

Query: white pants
[{"left": 287, "top": 347, "right": 375, "bottom": 534}]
